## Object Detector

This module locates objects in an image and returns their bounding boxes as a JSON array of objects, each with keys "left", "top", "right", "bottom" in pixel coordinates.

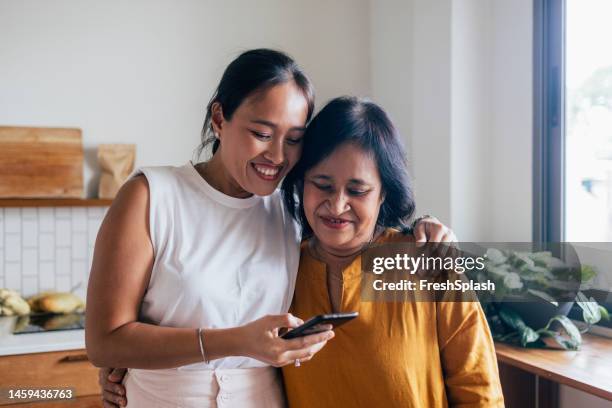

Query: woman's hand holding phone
[{"left": 239, "top": 313, "right": 334, "bottom": 367}]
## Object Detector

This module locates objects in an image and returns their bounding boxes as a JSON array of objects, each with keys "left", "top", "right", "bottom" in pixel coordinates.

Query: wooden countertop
[{"left": 495, "top": 334, "right": 612, "bottom": 401}]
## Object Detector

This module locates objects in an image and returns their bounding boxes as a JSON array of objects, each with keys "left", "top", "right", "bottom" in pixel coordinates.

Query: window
[{"left": 534, "top": 0, "right": 612, "bottom": 329}]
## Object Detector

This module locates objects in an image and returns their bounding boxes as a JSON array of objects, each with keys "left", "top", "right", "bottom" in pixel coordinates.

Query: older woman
[{"left": 280, "top": 96, "right": 504, "bottom": 407}]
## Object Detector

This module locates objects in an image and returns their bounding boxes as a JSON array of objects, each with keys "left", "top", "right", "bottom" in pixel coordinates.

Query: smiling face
[
  {"left": 303, "top": 143, "right": 385, "bottom": 254},
  {"left": 211, "top": 81, "right": 309, "bottom": 197}
]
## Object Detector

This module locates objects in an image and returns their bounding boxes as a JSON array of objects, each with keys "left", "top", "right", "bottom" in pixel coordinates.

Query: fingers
[
  {"left": 102, "top": 375, "right": 125, "bottom": 394},
  {"left": 270, "top": 313, "right": 304, "bottom": 330},
  {"left": 103, "top": 400, "right": 119, "bottom": 408},
  {"left": 108, "top": 367, "right": 127, "bottom": 382},
  {"left": 283, "top": 329, "right": 334, "bottom": 351},
  {"left": 413, "top": 222, "right": 427, "bottom": 244},
  {"left": 98, "top": 367, "right": 112, "bottom": 385},
  {"left": 102, "top": 389, "right": 127, "bottom": 407},
  {"left": 284, "top": 340, "right": 328, "bottom": 363}
]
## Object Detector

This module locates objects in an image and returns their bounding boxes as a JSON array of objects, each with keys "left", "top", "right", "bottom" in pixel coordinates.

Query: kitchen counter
[{"left": 0, "top": 329, "right": 84, "bottom": 356}]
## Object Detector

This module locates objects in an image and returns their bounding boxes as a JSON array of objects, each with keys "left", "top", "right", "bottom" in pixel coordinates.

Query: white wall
[
  {"left": 488, "top": 0, "right": 533, "bottom": 242},
  {"left": 450, "top": 0, "right": 492, "bottom": 241},
  {"left": 369, "top": 0, "right": 413, "bottom": 166},
  {"left": 369, "top": 0, "right": 533, "bottom": 242},
  {"left": 0, "top": 0, "right": 371, "bottom": 197},
  {"left": 409, "top": 0, "right": 453, "bottom": 225}
]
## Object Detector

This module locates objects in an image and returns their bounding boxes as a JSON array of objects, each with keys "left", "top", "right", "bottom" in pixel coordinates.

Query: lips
[
  {"left": 319, "top": 215, "right": 352, "bottom": 230},
  {"left": 251, "top": 162, "right": 282, "bottom": 181}
]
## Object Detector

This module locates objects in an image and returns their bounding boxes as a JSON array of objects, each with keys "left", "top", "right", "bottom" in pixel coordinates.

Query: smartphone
[{"left": 281, "top": 312, "right": 358, "bottom": 339}]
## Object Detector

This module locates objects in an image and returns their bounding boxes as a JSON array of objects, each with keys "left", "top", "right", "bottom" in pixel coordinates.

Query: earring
[{"left": 214, "top": 131, "right": 219, "bottom": 139}]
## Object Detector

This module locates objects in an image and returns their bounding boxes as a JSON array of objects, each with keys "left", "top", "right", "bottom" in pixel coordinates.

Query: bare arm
[{"left": 86, "top": 176, "right": 333, "bottom": 369}]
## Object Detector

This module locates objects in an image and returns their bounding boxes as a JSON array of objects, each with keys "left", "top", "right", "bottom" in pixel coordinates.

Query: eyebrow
[
  {"left": 311, "top": 175, "right": 370, "bottom": 185},
  {"left": 250, "top": 119, "right": 307, "bottom": 132}
]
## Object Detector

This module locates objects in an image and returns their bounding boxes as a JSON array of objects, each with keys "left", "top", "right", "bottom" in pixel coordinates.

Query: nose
[
  {"left": 263, "top": 139, "right": 285, "bottom": 165},
  {"left": 326, "top": 190, "right": 350, "bottom": 215}
]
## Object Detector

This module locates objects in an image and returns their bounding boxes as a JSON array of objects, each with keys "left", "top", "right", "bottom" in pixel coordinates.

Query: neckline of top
[{"left": 184, "top": 161, "right": 263, "bottom": 209}]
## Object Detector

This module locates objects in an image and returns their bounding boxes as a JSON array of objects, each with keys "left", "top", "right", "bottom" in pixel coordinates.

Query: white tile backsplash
[
  {"left": 56, "top": 247, "right": 71, "bottom": 277},
  {"left": 56, "top": 275, "right": 71, "bottom": 292},
  {"left": 39, "top": 262, "right": 55, "bottom": 291},
  {"left": 4, "top": 209, "right": 21, "bottom": 233},
  {"left": 0, "top": 206, "right": 108, "bottom": 297},
  {"left": 87, "top": 218, "right": 101, "bottom": 246},
  {"left": 55, "top": 219, "right": 71, "bottom": 247},
  {"left": 71, "top": 260, "right": 86, "bottom": 290},
  {"left": 23, "top": 219, "right": 38, "bottom": 247},
  {"left": 38, "top": 208, "right": 55, "bottom": 233},
  {"left": 22, "top": 276, "right": 38, "bottom": 295},
  {"left": 5, "top": 263, "right": 21, "bottom": 292},
  {"left": 5, "top": 234, "right": 21, "bottom": 262},
  {"left": 22, "top": 249, "right": 38, "bottom": 277},
  {"left": 71, "top": 232, "right": 87, "bottom": 261},
  {"left": 55, "top": 208, "right": 71, "bottom": 219},
  {"left": 22, "top": 208, "right": 37, "bottom": 220},
  {"left": 39, "top": 233, "right": 55, "bottom": 261},
  {"left": 71, "top": 208, "right": 87, "bottom": 232}
]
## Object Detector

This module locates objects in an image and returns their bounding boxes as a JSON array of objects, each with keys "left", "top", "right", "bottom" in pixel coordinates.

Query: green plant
[{"left": 475, "top": 249, "right": 609, "bottom": 350}]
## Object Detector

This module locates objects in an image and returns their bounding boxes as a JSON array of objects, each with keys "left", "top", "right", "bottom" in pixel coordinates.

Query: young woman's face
[
  {"left": 213, "top": 81, "right": 309, "bottom": 196},
  {"left": 303, "top": 143, "right": 385, "bottom": 252}
]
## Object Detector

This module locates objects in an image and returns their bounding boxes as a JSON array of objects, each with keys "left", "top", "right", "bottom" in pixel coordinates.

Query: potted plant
[{"left": 473, "top": 248, "right": 609, "bottom": 350}]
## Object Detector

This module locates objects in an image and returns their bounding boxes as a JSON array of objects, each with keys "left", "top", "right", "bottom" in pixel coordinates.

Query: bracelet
[{"left": 197, "top": 327, "right": 209, "bottom": 364}]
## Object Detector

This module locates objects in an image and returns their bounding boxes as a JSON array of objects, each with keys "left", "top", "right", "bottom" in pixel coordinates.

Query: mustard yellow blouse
[{"left": 282, "top": 229, "right": 504, "bottom": 407}]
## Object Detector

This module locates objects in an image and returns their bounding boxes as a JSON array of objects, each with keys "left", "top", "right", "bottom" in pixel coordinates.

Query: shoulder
[
  {"left": 104, "top": 175, "right": 150, "bottom": 228},
  {"left": 134, "top": 164, "right": 187, "bottom": 187}
]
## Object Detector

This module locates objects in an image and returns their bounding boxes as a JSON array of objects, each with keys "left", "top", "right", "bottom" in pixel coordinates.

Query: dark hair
[
  {"left": 197, "top": 49, "right": 315, "bottom": 158},
  {"left": 281, "top": 96, "right": 416, "bottom": 237}
]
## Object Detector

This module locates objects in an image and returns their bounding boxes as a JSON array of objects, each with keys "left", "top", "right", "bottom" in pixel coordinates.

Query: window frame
[
  {"left": 533, "top": 0, "right": 612, "bottom": 330},
  {"left": 533, "top": 0, "right": 565, "bottom": 244}
]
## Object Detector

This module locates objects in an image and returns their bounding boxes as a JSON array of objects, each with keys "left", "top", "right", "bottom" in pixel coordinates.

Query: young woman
[
  {"left": 281, "top": 97, "right": 504, "bottom": 407},
  {"left": 88, "top": 49, "right": 454, "bottom": 408}
]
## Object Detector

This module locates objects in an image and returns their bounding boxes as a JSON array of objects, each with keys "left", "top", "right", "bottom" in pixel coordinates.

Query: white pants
[{"left": 123, "top": 366, "right": 286, "bottom": 408}]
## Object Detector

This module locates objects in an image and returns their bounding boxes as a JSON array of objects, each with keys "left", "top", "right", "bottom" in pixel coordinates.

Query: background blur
[{"left": 1, "top": 1, "right": 610, "bottom": 407}]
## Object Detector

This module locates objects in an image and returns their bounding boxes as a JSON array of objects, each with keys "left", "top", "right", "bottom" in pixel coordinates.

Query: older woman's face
[{"left": 303, "top": 143, "right": 384, "bottom": 252}]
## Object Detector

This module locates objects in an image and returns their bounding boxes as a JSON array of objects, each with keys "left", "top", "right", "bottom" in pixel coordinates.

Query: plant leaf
[
  {"left": 520, "top": 326, "right": 540, "bottom": 346},
  {"left": 599, "top": 306, "right": 610, "bottom": 321},
  {"left": 542, "top": 315, "right": 582, "bottom": 347},
  {"left": 498, "top": 308, "right": 540, "bottom": 346},
  {"left": 580, "top": 265, "right": 598, "bottom": 283},
  {"left": 576, "top": 292, "right": 602, "bottom": 325}
]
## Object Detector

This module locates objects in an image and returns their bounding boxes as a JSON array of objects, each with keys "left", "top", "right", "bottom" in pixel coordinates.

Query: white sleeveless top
[{"left": 134, "top": 162, "right": 301, "bottom": 370}]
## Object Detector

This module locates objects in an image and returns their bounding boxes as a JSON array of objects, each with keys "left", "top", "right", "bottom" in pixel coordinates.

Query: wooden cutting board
[{"left": 0, "top": 126, "right": 84, "bottom": 198}]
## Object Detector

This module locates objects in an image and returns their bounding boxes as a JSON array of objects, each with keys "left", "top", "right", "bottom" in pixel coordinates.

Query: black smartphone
[{"left": 281, "top": 312, "right": 358, "bottom": 339}]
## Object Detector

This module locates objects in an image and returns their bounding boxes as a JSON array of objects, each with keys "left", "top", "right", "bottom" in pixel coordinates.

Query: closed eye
[
  {"left": 313, "top": 182, "right": 333, "bottom": 191},
  {"left": 250, "top": 130, "right": 271, "bottom": 140},
  {"left": 286, "top": 138, "right": 303, "bottom": 146},
  {"left": 348, "top": 189, "right": 368, "bottom": 196}
]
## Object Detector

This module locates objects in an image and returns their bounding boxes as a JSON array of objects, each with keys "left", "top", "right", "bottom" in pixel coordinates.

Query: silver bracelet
[{"left": 197, "top": 327, "right": 209, "bottom": 364}]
